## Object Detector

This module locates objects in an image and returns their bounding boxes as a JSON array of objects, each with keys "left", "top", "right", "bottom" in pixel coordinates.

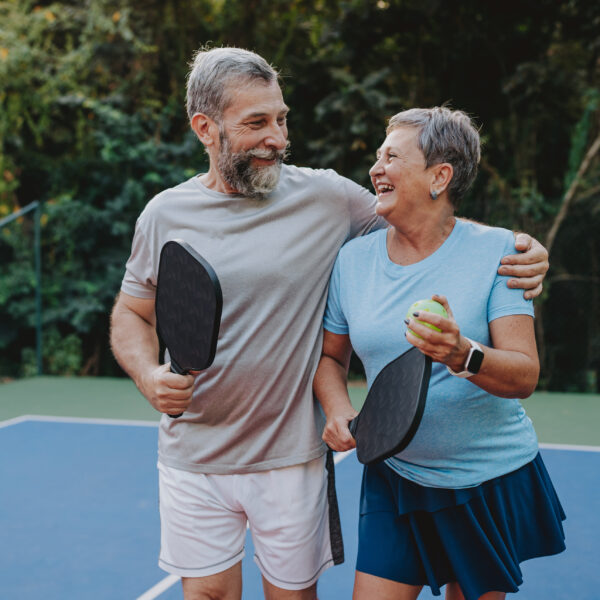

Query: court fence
[{"left": 0, "top": 201, "right": 43, "bottom": 375}]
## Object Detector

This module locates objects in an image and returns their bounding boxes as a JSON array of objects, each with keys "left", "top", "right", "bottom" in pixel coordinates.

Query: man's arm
[
  {"left": 345, "top": 175, "right": 549, "bottom": 300},
  {"left": 110, "top": 292, "right": 195, "bottom": 415},
  {"left": 499, "top": 233, "right": 549, "bottom": 300}
]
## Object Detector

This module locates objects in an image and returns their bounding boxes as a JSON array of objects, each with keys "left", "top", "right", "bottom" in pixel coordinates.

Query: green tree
[{"left": 0, "top": 0, "right": 598, "bottom": 390}]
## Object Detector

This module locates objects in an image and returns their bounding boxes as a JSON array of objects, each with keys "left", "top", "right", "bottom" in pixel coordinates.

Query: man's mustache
[{"left": 245, "top": 141, "right": 290, "bottom": 162}]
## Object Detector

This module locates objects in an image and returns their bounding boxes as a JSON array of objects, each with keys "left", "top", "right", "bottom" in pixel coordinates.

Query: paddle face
[
  {"left": 155, "top": 240, "right": 222, "bottom": 416},
  {"left": 349, "top": 347, "right": 431, "bottom": 465}
]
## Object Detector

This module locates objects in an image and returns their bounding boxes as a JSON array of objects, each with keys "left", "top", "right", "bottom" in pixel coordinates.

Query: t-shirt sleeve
[
  {"left": 341, "top": 176, "right": 387, "bottom": 240},
  {"left": 323, "top": 254, "right": 349, "bottom": 334},
  {"left": 487, "top": 232, "right": 535, "bottom": 322},
  {"left": 120, "top": 217, "right": 157, "bottom": 299}
]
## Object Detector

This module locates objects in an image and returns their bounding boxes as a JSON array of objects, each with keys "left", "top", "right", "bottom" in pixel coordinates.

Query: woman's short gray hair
[
  {"left": 387, "top": 107, "right": 481, "bottom": 207},
  {"left": 186, "top": 47, "right": 279, "bottom": 122}
]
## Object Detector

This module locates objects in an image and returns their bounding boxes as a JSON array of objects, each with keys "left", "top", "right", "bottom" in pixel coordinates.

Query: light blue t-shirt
[{"left": 324, "top": 219, "right": 539, "bottom": 488}]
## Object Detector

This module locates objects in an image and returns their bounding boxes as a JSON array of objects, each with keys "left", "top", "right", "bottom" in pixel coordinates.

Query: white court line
[
  {"left": 0, "top": 414, "right": 159, "bottom": 428},
  {"left": 136, "top": 574, "right": 180, "bottom": 600},
  {"left": 539, "top": 442, "right": 600, "bottom": 452},
  {"left": 6, "top": 418, "right": 599, "bottom": 454},
  {"left": 0, "top": 415, "right": 32, "bottom": 429},
  {"left": 334, "top": 448, "right": 355, "bottom": 464},
  {"left": 10, "top": 418, "right": 599, "bottom": 454}
]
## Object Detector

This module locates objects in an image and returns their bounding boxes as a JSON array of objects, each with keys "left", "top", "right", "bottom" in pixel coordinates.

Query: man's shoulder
[
  {"left": 338, "top": 229, "right": 383, "bottom": 258},
  {"left": 149, "top": 175, "right": 200, "bottom": 203},
  {"left": 281, "top": 164, "right": 349, "bottom": 186},
  {"left": 138, "top": 175, "right": 202, "bottom": 218},
  {"left": 279, "top": 165, "right": 374, "bottom": 217}
]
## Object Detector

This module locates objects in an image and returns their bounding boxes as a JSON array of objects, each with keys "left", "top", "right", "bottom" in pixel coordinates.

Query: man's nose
[{"left": 264, "top": 124, "right": 288, "bottom": 151}]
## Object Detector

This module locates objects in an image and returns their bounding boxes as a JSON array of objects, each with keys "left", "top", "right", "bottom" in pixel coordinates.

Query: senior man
[{"left": 110, "top": 47, "right": 548, "bottom": 600}]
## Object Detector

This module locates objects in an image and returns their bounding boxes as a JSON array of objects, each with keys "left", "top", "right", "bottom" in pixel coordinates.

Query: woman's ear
[{"left": 430, "top": 163, "right": 453, "bottom": 198}]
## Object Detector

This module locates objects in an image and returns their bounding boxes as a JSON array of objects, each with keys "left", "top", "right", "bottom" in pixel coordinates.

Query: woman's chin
[{"left": 375, "top": 200, "right": 393, "bottom": 219}]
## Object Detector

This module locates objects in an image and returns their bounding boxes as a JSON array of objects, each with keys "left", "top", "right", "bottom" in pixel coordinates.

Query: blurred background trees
[{"left": 1, "top": 0, "right": 599, "bottom": 390}]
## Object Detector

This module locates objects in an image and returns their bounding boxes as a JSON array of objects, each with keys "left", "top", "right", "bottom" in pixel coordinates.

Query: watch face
[{"left": 468, "top": 349, "right": 484, "bottom": 374}]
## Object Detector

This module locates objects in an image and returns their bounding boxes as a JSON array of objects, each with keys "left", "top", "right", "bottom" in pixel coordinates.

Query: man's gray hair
[
  {"left": 387, "top": 107, "right": 481, "bottom": 207},
  {"left": 186, "top": 47, "right": 279, "bottom": 122}
]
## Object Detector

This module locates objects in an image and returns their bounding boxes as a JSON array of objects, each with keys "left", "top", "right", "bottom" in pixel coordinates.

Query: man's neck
[{"left": 198, "top": 168, "right": 239, "bottom": 195}]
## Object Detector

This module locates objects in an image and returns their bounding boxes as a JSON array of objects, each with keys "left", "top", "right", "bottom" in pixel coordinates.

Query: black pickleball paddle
[
  {"left": 155, "top": 240, "right": 222, "bottom": 418},
  {"left": 349, "top": 347, "right": 431, "bottom": 464}
]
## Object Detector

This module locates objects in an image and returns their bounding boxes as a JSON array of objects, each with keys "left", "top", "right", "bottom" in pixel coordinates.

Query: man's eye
[{"left": 249, "top": 120, "right": 264, "bottom": 127}]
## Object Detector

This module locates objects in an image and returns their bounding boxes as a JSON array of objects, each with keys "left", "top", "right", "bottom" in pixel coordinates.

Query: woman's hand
[
  {"left": 322, "top": 405, "right": 358, "bottom": 452},
  {"left": 405, "top": 294, "right": 539, "bottom": 397},
  {"left": 404, "top": 294, "right": 470, "bottom": 372}
]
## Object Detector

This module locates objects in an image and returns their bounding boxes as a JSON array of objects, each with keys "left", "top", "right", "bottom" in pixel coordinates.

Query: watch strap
[{"left": 447, "top": 338, "right": 483, "bottom": 378}]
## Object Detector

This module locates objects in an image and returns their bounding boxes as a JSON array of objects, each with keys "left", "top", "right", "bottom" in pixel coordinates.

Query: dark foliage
[{"left": 1, "top": 0, "right": 599, "bottom": 390}]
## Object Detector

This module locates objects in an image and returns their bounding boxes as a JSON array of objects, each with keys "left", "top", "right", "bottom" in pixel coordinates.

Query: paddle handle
[
  {"left": 168, "top": 358, "right": 185, "bottom": 419},
  {"left": 348, "top": 418, "right": 358, "bottom": 438}
]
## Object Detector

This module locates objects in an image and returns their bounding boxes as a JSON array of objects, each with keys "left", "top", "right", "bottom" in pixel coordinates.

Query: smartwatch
[{"left": 447, "top": 338, "right": 484, "bottom": 378}]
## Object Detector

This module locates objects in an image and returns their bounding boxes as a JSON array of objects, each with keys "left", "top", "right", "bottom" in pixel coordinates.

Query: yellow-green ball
[{"left": 406, "top": 299, "right": 448, "bottom": 338}]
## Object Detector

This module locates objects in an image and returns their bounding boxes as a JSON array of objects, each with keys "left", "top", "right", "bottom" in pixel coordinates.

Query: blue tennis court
[{"left": 1, "top": 415, "right": 599, "bottom": 599}]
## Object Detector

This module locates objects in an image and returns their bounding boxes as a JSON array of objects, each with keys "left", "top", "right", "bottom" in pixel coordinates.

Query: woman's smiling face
[{"left": 369, "top": 126, "right": 432, "bottom": 222}]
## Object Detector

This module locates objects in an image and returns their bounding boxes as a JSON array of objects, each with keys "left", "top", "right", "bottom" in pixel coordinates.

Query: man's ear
[{"left": 191, "top": 113, "right": 219, "bottom": 147}]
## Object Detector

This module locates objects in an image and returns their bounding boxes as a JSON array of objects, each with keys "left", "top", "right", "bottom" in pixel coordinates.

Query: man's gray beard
[{"left": 217, "top": 131, "right": 289, "bottom": 199}]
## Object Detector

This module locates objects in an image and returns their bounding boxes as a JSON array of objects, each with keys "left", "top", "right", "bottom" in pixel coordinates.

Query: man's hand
[
  {"left": 139, "top": 363, "right": 196, "bottom": 416},
  {"left": 111, "top": 292, "right": 196, "bottom": 416},
  {"left": 499, "top": 233, "right": 549, "bottom": 300}
]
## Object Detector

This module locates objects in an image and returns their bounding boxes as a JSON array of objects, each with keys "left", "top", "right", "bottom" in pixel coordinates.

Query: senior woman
[{"left": 313, "top": 107, "right": 565, "bottom": 600}]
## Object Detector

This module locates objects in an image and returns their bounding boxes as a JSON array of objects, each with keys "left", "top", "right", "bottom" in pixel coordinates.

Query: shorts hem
[
  {"left": 253, "top": 555, "right": 334, "bottom": 590},
  {"left": 158, "top": 548, "right": 245, "bottom": 578},
  {"left": 157, "top": 445, "right": 327, "bottom": 475}
]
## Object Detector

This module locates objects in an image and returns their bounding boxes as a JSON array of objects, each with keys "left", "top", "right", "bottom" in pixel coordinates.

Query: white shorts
[{"left": 157, "top": 452, "right": 344, "bottom": 590}]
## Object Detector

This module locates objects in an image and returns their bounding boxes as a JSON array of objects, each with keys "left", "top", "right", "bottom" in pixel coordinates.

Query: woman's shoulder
[{"left": 456, "top": 219, "right": 515, "bottom": 247}]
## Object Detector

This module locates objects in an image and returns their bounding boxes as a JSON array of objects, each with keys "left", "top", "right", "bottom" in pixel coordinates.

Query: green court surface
[
  {"left": 1, "top": 377, "right": 599, "bottom": 446},
  {"left": 0, "top": 376, "right": 159, "bottom": 422}
]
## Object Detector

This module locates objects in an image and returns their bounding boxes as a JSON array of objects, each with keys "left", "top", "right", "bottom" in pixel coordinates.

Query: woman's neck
[{"left": 386, "top": 213, "right": 456, "bottom": 266}]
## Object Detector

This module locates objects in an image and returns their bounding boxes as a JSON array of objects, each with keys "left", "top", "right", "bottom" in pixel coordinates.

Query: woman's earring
[{"left": 430, "top": 189, "right": 438, "bottom": 200}]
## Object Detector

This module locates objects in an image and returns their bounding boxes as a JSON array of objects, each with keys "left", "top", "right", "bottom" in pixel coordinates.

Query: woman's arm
[
  {"left": 406, "top": 295, "right": 539, "bottom": 398},
  {"left": 313, "top": 330, "right": 358, "bottom": 451}
]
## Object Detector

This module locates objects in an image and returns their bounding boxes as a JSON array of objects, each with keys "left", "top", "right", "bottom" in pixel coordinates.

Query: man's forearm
[
  {"left": 110, "top": 302, "right": 160, "bottom": 392},
  {"left": 110, "top": 295, "right": 196, "bottom": 415}
]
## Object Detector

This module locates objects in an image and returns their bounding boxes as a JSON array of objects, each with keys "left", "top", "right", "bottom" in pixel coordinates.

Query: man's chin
[
  {"left": 247, "top": 164, "right": 282, "bottom": 197},
  {"left": 222, "top": 159, "right": 283, "bottom": 198}
]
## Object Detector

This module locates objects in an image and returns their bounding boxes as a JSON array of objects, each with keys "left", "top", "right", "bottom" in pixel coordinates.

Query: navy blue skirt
[{"left": 356, "top": 453, "right": 566, "bottom": 599}]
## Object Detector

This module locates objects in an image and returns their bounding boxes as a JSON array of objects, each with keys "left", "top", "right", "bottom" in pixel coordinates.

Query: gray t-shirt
[{"left": 121, "top": 164, "right": 383, "bottom": 474}]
